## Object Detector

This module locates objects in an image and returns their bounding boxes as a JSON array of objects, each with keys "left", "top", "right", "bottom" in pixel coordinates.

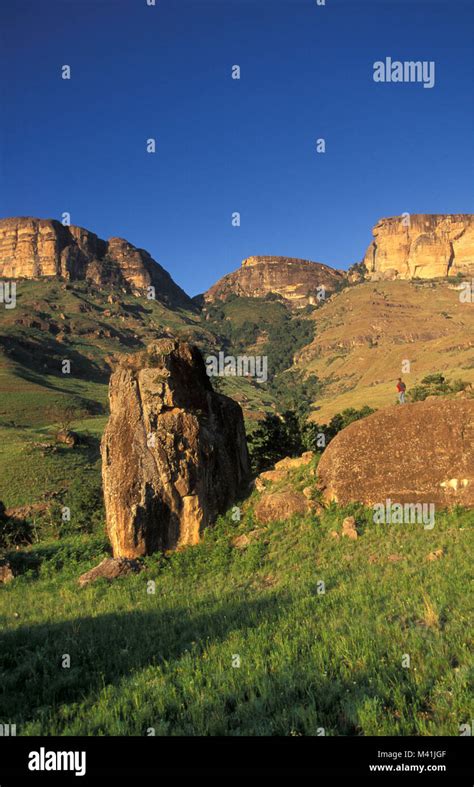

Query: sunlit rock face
[
  {"left": 203, "top": 255, "right": 346, "bottom": 308},
  {"left": 101, "top": 339, "right": 250, "bottom": 558},
  {"left": 363, "top": 214, "right": 474, "bottom": 280},
  {"left": 317, "top": 399, "right": 474, "bottom": 509},
  {"left": 0, "top": 217, "right": 193, "bottom": 309}
]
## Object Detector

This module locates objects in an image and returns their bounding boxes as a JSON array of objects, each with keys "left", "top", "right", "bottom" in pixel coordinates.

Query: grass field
[{"left": 0, "top": 468, "right": 472, "bottom": 736}]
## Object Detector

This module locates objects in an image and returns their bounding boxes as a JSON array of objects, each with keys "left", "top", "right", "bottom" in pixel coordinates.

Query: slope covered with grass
[{"left": 1, "top": 457, "right": 472, "bottom": 736}]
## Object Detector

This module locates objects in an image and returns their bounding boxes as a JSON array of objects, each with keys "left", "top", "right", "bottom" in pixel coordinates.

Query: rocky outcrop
[
  {"left": 101, "top": 339, "right": 250, "bottom": 557},
  {"left": 203, "top": 256, "right": 345, "bottom": 308},
  {"left": 0, "top": 217, "right": 193, "bottom": 309},
  {"left": 317, "top": 399, "right": 474, "bottom": 508},
  {"left": 363, "top": 214, "right": 474, "bottom": 280},
  {"left": 254, "top": 491, "right": 312, "bottom": 524}
]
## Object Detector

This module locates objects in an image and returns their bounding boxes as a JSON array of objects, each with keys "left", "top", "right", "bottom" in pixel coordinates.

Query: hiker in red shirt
[{"left": 396, "top": 378, "right": 406, "bottom": 404}]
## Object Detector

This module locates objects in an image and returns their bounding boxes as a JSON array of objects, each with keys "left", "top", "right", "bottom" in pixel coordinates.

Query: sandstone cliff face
[
  {"left": 363, "top": 214, "right": 474, "bottom": 280},
  {"left": 101, "top": 339, "right": 250, "bottom": 557},
  {"left": 317, "top": 399, "right": 474, "bottom": 509},
  {"left": 0, "top": 217, "right": 192, "bottom": 309},
  {"left": 204, "top": 256, "right": 345, "bottom": 308}
]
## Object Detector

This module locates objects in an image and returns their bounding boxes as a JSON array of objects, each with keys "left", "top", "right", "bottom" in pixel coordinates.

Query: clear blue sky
[{"left": 1, "top": 0, "right": 473, "bottom": 295}]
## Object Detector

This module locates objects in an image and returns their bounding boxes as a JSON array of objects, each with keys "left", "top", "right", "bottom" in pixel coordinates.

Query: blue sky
[{"left": 1, "top": 0, "right": 473, "bottom": 295}]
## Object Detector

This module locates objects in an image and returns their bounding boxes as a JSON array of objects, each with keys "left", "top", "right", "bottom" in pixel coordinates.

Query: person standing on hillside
[{"left": 396, "top": 378, "right": 407, "bottom": 404}]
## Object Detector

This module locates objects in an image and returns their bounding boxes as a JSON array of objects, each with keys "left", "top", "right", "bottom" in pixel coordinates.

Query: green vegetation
[
  {"left": 248, "top": 406, "right": 376, "bottom": 473},
  {"left": 308, "top": 406, "right": 376, "bottom": 444},
  {"left": 204, "top": 295, "right": 315, "bottom": 379},
  {"left": 409, "top": 374, "right": 469, "bottom": 402},
  {"left": 248, "top": 412, "right": 302, "bottom": 473},
  {"left": 203, "top": 296, "right": 322, "bottom": 423},
  {"left": 347, "top": 261, "right": 368, "bottom": 281},
  {"left": 1, "top": 479, "right": 472, "bottom": 735}
]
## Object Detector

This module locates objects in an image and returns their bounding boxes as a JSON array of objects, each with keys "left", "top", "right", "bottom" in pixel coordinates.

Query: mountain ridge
[
  {"left": 0, "top": 217, "right": 194, "bottom": 311},
  {"left": 2, "top": 214, "right": 474, "bottom": 311}
]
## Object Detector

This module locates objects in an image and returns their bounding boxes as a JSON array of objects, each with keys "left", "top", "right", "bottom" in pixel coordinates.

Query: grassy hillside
[
  {"left": 0, "top": 456, "right": 472, "bottom": 736},
  {"left": 0, "top": 280, "right": 196, "bottom": 517},
  {"left": 295, "top": 280, "right": 474, "bottom": 422},
  {"left": 0, "top": 283, "right": 278, "bottom": 513}
]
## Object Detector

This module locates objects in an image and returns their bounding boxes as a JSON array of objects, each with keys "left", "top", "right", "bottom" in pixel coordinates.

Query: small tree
[
  {"left": 48, "top": 402, "right": 85, "bottom": 433},
  {"left": 248, "top": 411, "right": 302, "bottom": 473}
]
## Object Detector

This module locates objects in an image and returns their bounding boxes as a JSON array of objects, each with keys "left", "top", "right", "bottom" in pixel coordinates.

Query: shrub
[
  {"left": 61, "top": 465, "right": 104, "bottom": 535},
  {"left": 409, "top": 374, "right": 468, "bottom": 402},
  {"left": 249, "top": 406, "right": 376, "bottom": 472},
  {"left": 248, "top": 412, "right": 302, "bottom": 472}
]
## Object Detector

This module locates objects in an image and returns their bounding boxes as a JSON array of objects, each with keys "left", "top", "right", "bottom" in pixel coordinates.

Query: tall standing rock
[{"left": 101, "top": 340, "right": 250, "bottom": 557}]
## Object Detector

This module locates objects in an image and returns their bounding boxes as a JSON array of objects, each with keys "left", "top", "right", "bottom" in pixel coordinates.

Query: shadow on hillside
[
  {"left": 5, "top": 536, "right": 111, "bottom": 577},
  {"left": 0, "top": 334, "right": 110, "bottom": 386},
  {"left": 0, "top": 592, "right": 290, "bottom": 728}
]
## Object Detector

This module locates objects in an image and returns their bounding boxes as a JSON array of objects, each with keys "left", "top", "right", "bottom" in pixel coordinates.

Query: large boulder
[
  {"left": 101, "top": 339, "right": 250, "bottom": 557},
  {"left": 317, "top": 399, "right": 474, "bottom": 508}
]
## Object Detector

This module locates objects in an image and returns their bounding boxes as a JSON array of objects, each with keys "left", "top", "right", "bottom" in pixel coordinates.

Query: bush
[
  {"left": 0, "top": 513, "right": 33, "bottom": 549},
  {"left": 420, "top": 373, "right": 446, "bottom": 386},
  {"left": 304, "top": 406, "right": 376, "bottom": 450},
  {"left": 61, "top": 465, "right": 104, "bottom": 535},
  {"left": 248, "top": 412, "right": 302, "bottom": 473},
  {"left": 249, "top": 406, "right": 376, "bottom": 472},
  {"left": 409, "top": 374, "right": 468, "bottom": 402}
]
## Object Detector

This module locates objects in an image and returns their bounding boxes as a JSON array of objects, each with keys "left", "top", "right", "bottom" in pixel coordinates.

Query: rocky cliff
[
  {"left": 203, "top": 256, "right": 345, "bottom": 308},
  {"left": 363, "top": 214, "right": 474, "bottom": 280},
  {"left": 101, "top": 339, "right": 250, "bottom": 557},
  {"left": 317, "top": 399, "right": 474, "bottom": 508},
  {"left": 0, "top": 217, "right": 193, "bottom": 309}
]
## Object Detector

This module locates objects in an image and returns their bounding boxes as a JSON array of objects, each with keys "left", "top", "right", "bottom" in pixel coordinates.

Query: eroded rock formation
[
  {"left": 203, "top": 256, "right": 345, "bottom": 308},
  {"left": 0, "top": 217, "right": 192, "bottom": 309},
  {"left": 363, "top": 214, "right": 474, "bottom": 280},
  {"left": 317, "top": 399, "right": 474, "bottom": 508},
  {"left": 101, "top": 339, "right": 250, "bottom": 557}
]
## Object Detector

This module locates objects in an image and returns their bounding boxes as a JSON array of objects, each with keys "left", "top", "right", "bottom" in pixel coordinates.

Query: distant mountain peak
[
  {"left": 0, "top": 217, "right": 193, "bottom": 311},
  {"left": 204, "top": 255, "right": 345, "bottom": 308}
]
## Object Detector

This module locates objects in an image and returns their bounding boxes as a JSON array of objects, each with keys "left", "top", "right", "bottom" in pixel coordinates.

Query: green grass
[
  {"left": 0, "top": 412, "right": 107, "bottom": 509},
  {"left": 0, "top": 497, "right": 472, "bottom": 736}
]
